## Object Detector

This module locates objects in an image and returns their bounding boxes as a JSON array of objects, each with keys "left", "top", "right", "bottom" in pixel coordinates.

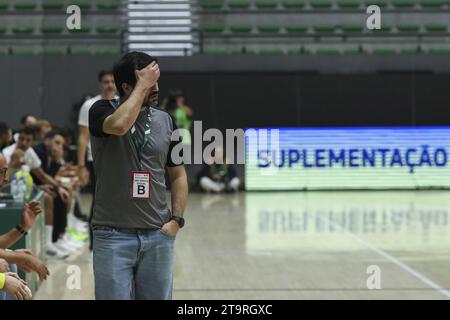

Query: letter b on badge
[{"left": 132, "top": 172, "right": 150, "bottom": 199}]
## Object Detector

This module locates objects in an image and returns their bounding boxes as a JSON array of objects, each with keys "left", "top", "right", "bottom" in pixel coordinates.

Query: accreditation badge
[{"left": 131, "top": 171, "right": 151, "bottom": 200}]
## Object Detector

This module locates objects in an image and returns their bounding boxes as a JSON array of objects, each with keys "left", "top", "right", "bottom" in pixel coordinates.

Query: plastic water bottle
[
  {"left": 18, "top": 177, "right": 27, "bottom": 202},
  {"left": 11, "top": 175, "right": 20, "bottom": 201},
  {"left": 16, "top": 165, "right": 34, "bottom": 201}
]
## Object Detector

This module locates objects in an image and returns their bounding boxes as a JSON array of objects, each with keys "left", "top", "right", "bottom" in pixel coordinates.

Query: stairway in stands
[{"left": 123, "top": 0, "right": 197, "bottom": 56}]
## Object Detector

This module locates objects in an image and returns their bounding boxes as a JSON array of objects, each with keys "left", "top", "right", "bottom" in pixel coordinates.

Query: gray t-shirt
[{"left": 89, "top": 99, "right": 181, "bottom": 229}]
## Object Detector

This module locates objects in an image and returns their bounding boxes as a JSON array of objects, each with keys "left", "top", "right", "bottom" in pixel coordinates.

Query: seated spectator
[
  {"left": 198, "top": 147, "right": 240, "bottom": 193},
  {"left": 2, "top": 127, "right": 76, "bottom": 258},
  {"left": 13, "top": 115, "right": 38, "bottom": 143},
  {"left": 33, "top": 131, "right": 85, "bottom": 256},
  {"left": 0, "top": 154, "right": 49, "bottom": 300},
  {"left": 3, "top": 127, "right": 69, "bottom": 202}
]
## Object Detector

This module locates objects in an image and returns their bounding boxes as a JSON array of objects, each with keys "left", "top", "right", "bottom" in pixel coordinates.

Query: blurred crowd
[{"left": 1, "top": 116, "right": 89, "bottom": 258}]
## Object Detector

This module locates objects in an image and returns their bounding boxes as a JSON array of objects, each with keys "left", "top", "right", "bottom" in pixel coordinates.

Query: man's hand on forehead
[{"left": 135, "top": 61, "right": 160, "bottom": 90}]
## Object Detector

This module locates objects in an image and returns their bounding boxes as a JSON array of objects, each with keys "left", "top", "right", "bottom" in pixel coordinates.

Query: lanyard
[{"left": 131, "top": 107, "right": 152, "bottom": 161}]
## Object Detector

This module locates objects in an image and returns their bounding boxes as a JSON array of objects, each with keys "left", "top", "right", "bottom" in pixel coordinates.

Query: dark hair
[
  {"left": 20, "top": 114, "right": 34, "bottom": 126},
  {"left": 43, "top": 130, "right": 61, "bottom": 140},
  {"left": 19, "top": 126, "right": 36, "bottom": 139},
  {"left": 98, "top": 70, "right": 113, "bottom": 82},
  {"left": 113, "top": 52, "right": 157, "bottom": 97}
]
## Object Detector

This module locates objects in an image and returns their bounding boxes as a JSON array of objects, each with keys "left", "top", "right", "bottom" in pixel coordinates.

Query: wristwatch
[
  {"left": 170, "top": 215, "right": 185, "bottom": 228},
  {"left": 15, "top": 224, "right": 28, "bottom": 236}
]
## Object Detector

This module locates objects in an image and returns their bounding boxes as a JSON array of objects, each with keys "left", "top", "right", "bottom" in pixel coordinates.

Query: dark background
[{"left": 1, "top": 56, "right": 449, "bottom": 130}]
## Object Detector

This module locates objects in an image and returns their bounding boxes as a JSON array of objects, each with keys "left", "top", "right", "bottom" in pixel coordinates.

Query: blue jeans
[{"left": 93, "top": 226, "right": 175, "bottom": 300}]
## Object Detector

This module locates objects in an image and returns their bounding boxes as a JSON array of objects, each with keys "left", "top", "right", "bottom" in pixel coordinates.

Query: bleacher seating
[
  {"left": 198, "top": 0, "right": 450, "bottom": 55},
  {"left": 1, "top": 0, "right": 450, "bottom": 56},
  {"left": 201, "top": 23, "right": 450, "bottom": 34},
  {"left": 198, "top": 0, "right": 450, "bottom": 10},
  {"left": 0, "top": 0, "right": 122, "bottom": 56}
]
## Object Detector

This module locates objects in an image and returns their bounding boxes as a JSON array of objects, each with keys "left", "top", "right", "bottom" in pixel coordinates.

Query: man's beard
[{"left": 145, "top": 93, "right": 159, "bottom": 107}]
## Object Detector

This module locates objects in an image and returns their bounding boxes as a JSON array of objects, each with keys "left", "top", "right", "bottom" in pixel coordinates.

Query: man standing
[{"left": 89, "top": 52, "right": 188, "bottom": 300}]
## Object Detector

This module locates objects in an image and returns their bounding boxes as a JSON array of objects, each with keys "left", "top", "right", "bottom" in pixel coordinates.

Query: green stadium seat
[
  {"left": 203, "top": 25, "right": 225, "bottom": 33},
  {"left": 12, "top": 49, "right": 35, "bottom": 56},
  {"left": 14, "top": 2, "right": 37, "bottom": 10},
  {"left": 287, "top": 48, "right": 301, "bottom": 54},
  {"left": 282, "top": 0, "right": 305, "bottom": 8},
  {"left": 231, "top": 48, "right": 256, "bottom": 54},
  {"left": 199, "top": 0, "right": 225, "bottom": 9},
  {"left": 420, "top": 0, "right": 444, "bottom": 7},
  {"left": 12, "top": 27, "right": 34, "bottom": 34},
  {"left": 397, "top": 24, "right": 420, "bottom": 32},
  {"left": 310, "top": 0, "right": 333, "bottom": 8},
  {"left": 71, "top": 2, "right": 91, "bottom": 10},
  {"left": 95, "top": 49, "right": 120, "bottom": 56},
  {"left": 0, "top": 49, "right": 6, "bottom": 56},
  {"left": 257, "top": 25, "right": 280, "bottom": 33},
  {"left": 315, "top": 48, "right": 340, "bottom": 55},
  {"left": 97, "top": 2, "right": 120, "bottom": 10},
  {"left": 313, "top": 24, "right": 336, "bottom": 32},
  {"left": 204, "top": 48, "right": 226, "bottom": 55},
  {"left": 255, "top": 0, "right": 278, "bottom": 9},
  {"left": 429, "top": 48, "right": 450, "bottom": 54},
  {"left": 0, "top": 2, "right": 8, "bottom": 10},
  {"left": 0, "top": 27, "right": 6, "bottom": 34},
  {"left": 42, "top": 48, "right": 65, "bottom": 56},
  {"left": 344, "top": 48, "right": 363, "bottom": 54},
  {"left": 341, "top": 24, "right": 364, "bottom": 32},
  {"left": 365, "top": 0, "right": 387, "bottom": 7},
  {"left": 372, "top": 48, "right": 397, "bottom": 54},
  {"left": 372, "top": 25, "right": 392, "bottom": 32},
  {"left": 392, "top": 0, "right": 416, "bottom": 7},
  {"left": 400, "top": 48, "right": 419, "bottom": 54},
  {"left": 425, "top": 24, "right": 447, "bottom": 32},
  {"left": 71, "top": 48, "right": 91, "bottom": 55},
  {"left": 41, "top": 26, "right": 64, "bottom": 34},
  {"left": 69, "top": 26, "right": 91, "bottom": 33},
  {"left": 228, "top": 0, "right": 251, "bottom": 9},
  {"left": 230, "top": 25, "right": 252, "bottom": 33},
  {"left": 259, "top": 48, "right": 284, "bottom": 55},
  {"left": 96, "top": 26, "right": 120, "bottom": 34},
  {"left": 42, "top": 1, "right": 65, "bottom": 10},
  {"left": 286, "top": 25, "right": 308, "bottom": 32},
  {"left": 287, "top": 48, "right": 311, "bottom": 54},
  {"left": 337, "top": 0, "right": 360, "bottom": 8}
]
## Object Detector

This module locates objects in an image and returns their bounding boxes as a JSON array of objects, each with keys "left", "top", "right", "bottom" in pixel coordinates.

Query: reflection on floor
[{"left": 35, "top": 191, "right": 450, "bottom": 300}]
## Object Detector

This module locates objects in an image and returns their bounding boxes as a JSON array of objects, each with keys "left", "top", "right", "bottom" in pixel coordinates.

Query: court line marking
[
  {"left": 174, "top": 288, "right": 450, "bottom": 292},
  {"left": 318, "top": 215, "right": 450, "bottom": 299}
]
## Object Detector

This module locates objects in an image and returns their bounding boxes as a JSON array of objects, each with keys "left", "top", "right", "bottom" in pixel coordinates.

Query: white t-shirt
[
  {"left": 78, "top": 95, "right": 101, "bottom": 162},
  {"left": 78, "top": 94, "right": 118, "bottom": 162},
  {"left": 2, "top": 143, "right": 42, "bottom": 170}
]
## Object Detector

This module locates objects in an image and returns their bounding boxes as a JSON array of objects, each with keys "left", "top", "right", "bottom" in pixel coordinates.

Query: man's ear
[
  {"left": 121, "top": 83, "right": 128, "bottom": 95},
  {"left": 122, "top": 83, "right": 133, "bottom": 96}
]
